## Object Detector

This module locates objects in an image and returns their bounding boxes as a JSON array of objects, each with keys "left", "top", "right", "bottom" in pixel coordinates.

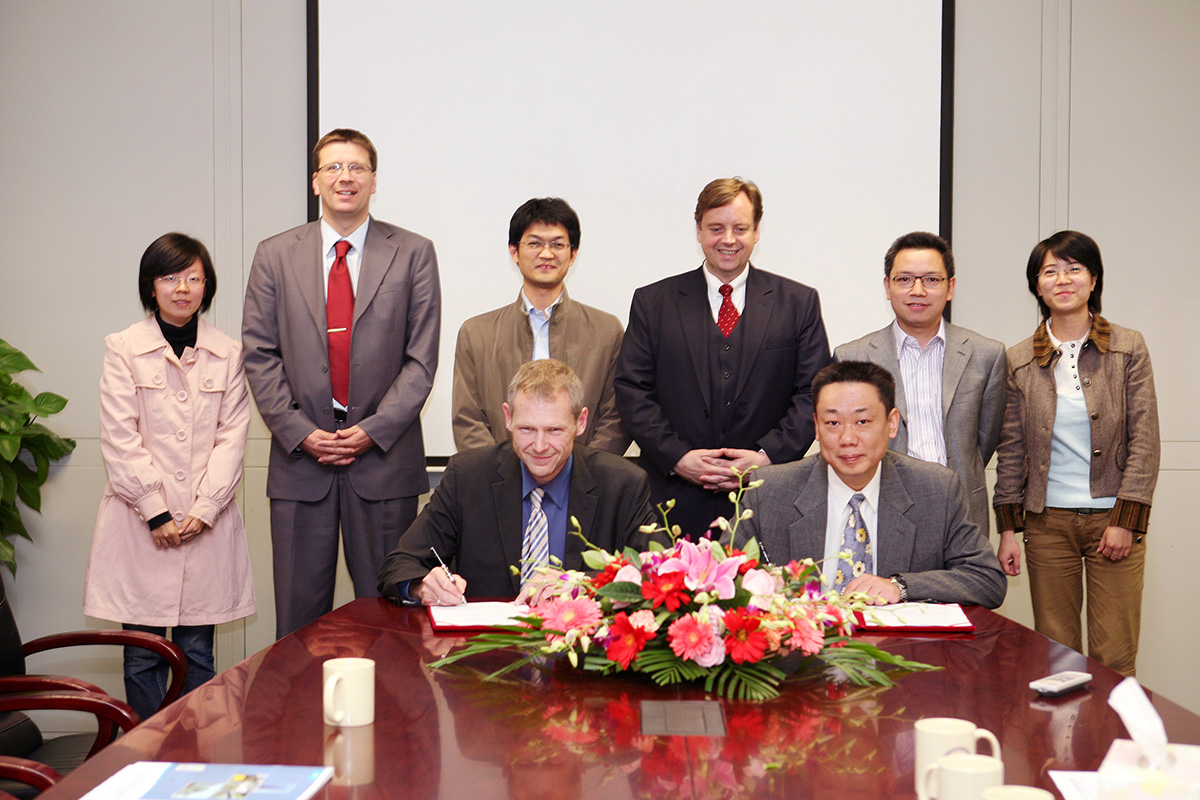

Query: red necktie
[
  {"left": 327, "top": 239, "right": 354, "bottom": 406},
  {"left": 717, "top": 283, "right": 739, "bottom": 337}
]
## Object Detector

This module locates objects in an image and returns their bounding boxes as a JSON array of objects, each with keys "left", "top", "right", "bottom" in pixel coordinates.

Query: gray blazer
[
  {"left": 242, "top": 218, "right": 441, "bottom": 501},
  {"left": 734, "top": 452, "right": 1007, "bottom": 608},
  {"left": 833, "top": 322, "right": 1006, "bottom": 534}
]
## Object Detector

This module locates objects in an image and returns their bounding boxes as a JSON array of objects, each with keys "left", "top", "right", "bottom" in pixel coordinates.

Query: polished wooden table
[{"left": 38, "top": 600, "right": 1200, "bottom": 799}]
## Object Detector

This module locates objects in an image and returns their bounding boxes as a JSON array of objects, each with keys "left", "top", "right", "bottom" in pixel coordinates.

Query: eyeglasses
[
  {"left": 521, "top": 239, "right": 570, "bottom": 253},
  {"left": 155, "top": 275, "right": 205, "bottom": 286},
  {"left": 318, "top": 162, "right": 372, "bottom": 175},
  {"left": 890, "top": 275, "right": 947, "bottom": 289},
  {"left": 1038, "top": 264, "right": 1089, "bottom": 280}
]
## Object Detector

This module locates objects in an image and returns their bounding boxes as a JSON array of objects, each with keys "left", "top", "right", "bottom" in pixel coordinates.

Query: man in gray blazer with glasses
[
  {"left": 243, "top": 128, "right": 441, "bottom": 637},
  {"left": 834, "top": 232, "right": 1006, "bottom": 535}
]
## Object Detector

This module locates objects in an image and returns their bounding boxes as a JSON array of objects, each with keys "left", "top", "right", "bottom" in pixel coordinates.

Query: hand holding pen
[{"left": 419, "top": 546, "right": 467, "bottom": 606}]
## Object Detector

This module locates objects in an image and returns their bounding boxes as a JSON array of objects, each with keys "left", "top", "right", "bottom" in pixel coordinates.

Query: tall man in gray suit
[
  {"left": 243, "top": 128, "right": 441, "bottom": 637},
  {"left": 736, "top": 361, "right": 1005, "bottom": 608},
  {"left": 833, "top": 232, "right": 1006, "bottom": 534}
]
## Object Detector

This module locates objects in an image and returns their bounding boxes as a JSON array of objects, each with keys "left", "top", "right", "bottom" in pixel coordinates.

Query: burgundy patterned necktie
[
  {"left": 327, "top": 239, "right": 354, "bottom": 406},
  {"left": 717, "top": 283, "right": 739, "bottom": 337}
]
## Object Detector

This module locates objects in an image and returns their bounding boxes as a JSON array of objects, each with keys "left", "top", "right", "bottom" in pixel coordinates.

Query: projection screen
[{"left": 317, "top": 1, "right": 947, "bottom": 457}]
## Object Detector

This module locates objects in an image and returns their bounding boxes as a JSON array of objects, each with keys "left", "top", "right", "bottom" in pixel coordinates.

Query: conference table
[{"left": 38, "top": 600, "right": 1200, "bottom": 799}]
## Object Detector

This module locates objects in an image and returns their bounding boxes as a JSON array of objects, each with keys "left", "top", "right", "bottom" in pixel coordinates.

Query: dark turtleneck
[{"left": 156, "top": 311, "right": 198, "bottom": 358}]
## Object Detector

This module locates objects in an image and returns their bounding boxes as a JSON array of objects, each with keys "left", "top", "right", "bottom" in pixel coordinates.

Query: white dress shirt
[
  {"left": 821, "top": 465, "right": 882, "bottom": 587},
  {"left": 893, "top": 318, "right": 948, "bottom": 465},
  {"left": 703, "top": 264, "right": 749, "bottom": 322}
]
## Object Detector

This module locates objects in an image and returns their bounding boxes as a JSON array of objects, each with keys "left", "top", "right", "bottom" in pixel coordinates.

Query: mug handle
[
  {"left": 324, "top": 672, "right": 345, "bottom": 724},
  {"left": 918, "top": 759, "right": 938, "bottom": 800},
  {"left": 975, "top": 728, "right": 1001, "bottom": 757}
]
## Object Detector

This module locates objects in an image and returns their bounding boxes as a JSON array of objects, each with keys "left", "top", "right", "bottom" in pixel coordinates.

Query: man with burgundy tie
[
  {"left": 734, "top": 361, "right": 1006, "bottom": 608},
  {"left": 243, "top": 128, "right": 441, "bottom": 637},
  {"left": 614, "top": 177, "right": 832, "bottom": 537},
  {"left": 376, "top": 359, "right": 655, "bottom": 605}
]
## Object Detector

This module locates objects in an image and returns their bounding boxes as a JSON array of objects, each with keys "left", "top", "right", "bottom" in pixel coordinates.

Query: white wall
[
  {"left": 1, "top": 0, "right": 1196, "bottom": 731},
  {"left": 0, "top": 0, "right": 310, "bottom": 730},
  {"left": 955, "top": 1, "right": 1200, "bottom": 710}
]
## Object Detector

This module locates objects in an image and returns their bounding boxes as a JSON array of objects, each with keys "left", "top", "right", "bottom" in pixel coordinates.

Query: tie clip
[{"left": 327, "top": 327, "right": 348, "bottom": 333}]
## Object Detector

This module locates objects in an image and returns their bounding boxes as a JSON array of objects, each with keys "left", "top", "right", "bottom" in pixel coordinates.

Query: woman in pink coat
[{"left": 84, "top": 233, "right": 255, "bottom": 719}]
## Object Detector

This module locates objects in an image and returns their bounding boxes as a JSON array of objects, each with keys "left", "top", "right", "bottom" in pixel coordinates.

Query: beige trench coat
[{"left": 84, "top": 316, "right": 255, "bottom": 627}]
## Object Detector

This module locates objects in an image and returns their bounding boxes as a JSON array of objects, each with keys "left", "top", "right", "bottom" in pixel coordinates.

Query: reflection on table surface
[{"left": 38, "top": 600, "right": 1200, "bottom": 800}]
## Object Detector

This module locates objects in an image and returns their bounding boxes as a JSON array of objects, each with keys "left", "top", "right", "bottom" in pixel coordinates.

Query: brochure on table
[{"left": 79, "top": 761, "right": 333, "bottom": 800}]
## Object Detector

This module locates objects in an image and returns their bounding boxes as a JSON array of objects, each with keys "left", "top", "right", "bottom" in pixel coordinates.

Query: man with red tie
[
  {"left": 243, "top": 128, "right": 441, "bottom": 637},
  {"left": 614, "top": 178, "right": 831, "bottom": 537}
]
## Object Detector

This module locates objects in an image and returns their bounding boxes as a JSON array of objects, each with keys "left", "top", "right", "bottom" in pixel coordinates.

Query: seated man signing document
[
  {"left": 735, "top": 361, "right": 1006, "bottom": 608},
  {"left": 377, "top": 360, "right": 655, "bottom": 605}
]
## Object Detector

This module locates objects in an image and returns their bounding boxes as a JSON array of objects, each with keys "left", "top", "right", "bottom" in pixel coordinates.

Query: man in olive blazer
[{"left": 243, "top": 128, "right": 440, "bottom": 637}]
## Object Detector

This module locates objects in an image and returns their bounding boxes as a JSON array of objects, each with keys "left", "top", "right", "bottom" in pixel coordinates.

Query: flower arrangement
[{"left": 431, "top": 472, "right": 935, "bottom": 700}]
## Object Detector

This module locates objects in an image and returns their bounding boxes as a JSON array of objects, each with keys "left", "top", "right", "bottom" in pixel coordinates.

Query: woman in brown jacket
[{"left": 993, "top": 231, "right": 1159, "bottom": 676}]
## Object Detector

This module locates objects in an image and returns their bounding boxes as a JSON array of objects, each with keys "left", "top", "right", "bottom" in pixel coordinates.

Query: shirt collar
[
  {"left": 702, "top": 262, "right": 750, "bottom": 296},
  {"left": 891, "top": 317, "right": 946, "bottom": 351},
  {"left": 826, "top": 462, "right": 882, "bottom": 514},
  {"left": 1034, "top": 313, "right": 1110, "bottom": 367},
  {"left": 320, "top": 217, "right": 370, "bottom": 259},
  {"left": 520, "top": 453, "right": 574, "bottom": 508},
  {"left": 521, "top": 288, "right": 565, "bottom": 318}
]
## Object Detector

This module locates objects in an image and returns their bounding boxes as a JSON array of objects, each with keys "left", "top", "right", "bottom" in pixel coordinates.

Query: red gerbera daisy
[
  {"left": 641, "top": 570, "right": 691, "bottom": 612},
  {"left": 722, "top": 607, "right": 769, "bottom": 664},
  {"left": 605, "top": 611, "right": 654, "bottom": 669}
]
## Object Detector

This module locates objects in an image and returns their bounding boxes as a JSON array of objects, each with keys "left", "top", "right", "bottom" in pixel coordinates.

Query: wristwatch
[{"left": 888, "top": 574, "right": 908, "bottom": 603}]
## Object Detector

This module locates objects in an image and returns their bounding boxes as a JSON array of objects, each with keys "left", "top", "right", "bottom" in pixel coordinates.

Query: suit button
[
  {"left": 723, "top": 372, "right": 730, "bottom": 379},
  {"left": 175, "top": 470, "right": 186, "bottom": 481},
  {"left": 176, "top": 430, "right": 187, "bottom": 441},
  {"left": 724, "top": 344, "right": 731, "bottom": 351},
  {"left": 322, "top": 364, "right": 329, "bottom": 373},
  {"left": 1091, "top": 412, "right": 1099, "bottom": 420},
  {"left": 1082, "top": 378, "right": 1091, "bottom": 386},
  {"left": 323, "top": 407, "right": 332, "bottom": 416},
  {"left": 1092, "top": 449, "right": 1101, "bottom": 457}
]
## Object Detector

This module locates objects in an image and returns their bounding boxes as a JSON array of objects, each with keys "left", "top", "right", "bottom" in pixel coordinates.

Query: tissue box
[{"left": 1098, "top": 739, "right": 1200, "bottom": 799}]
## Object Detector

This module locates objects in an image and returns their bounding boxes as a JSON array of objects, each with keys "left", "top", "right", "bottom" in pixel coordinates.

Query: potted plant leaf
[{"left": 0, "top": 339, "right": 76, "bottom": 575}]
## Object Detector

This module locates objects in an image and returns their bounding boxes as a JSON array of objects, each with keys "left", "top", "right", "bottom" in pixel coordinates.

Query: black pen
[{"left": 430, "top": 546, "right": 465, "bottom": 604}]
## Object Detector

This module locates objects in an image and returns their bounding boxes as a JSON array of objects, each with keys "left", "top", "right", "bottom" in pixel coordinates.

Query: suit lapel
[
  {"left": 733, "top": 267, "right": 773, "bottom": 401},
  {"left": 869, "top": 327, "right": 907, "bottom": 421},
  {"left": 564, "top": 445, "right": 598, "bottom": 571},
  {"left": 678, "top": 268, "right": 714, "bottom": 411},
  {"left": 941, "top": 324, "right": 970, "bottom": 417},
  {"left": 293, "top": 223, "right": 328, "bottom": 335},
  {"left": 492, "top": 449, "right": 526, "bottom": 595},
  {"left": 874, "top": 454, "right": 917, "bottom": 577},
  {"left": 353, "top": 218, "right": 398, "bottom": 327},
  {"left": 784, "top": 461, "right": 829, "bottom": 565}
]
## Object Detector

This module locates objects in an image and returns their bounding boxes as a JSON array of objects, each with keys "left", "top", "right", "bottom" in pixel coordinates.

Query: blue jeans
[{"left": 122, "top": 624, "right": 215, "bottom": 721}]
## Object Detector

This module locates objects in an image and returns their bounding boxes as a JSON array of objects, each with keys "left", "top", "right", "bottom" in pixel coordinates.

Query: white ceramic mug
[
  {"left": 323, "top": 657, "right": 375, "bottom": 727},
  {"left": 919, "top": 753, "right": 1004, "bottom": 800},
  {"left": 915, "top": 717, "right": 1001, "bottom": 795},
  {"left": 324, "top": 723, "right": 375, "bottom": 785},
  {"left": 981, "top": 788, "right": 1054, "bottom": 800}
]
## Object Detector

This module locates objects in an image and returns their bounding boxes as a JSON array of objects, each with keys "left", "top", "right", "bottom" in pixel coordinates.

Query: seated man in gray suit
[
  {"left": 834, "top": 232, "right": 1006, "bottom": 535},
  {"left": 378, "top": 359, "right": 655, "bottom": 606},
  {"left": 735, "top": 361, "right": 1006, "bottom": 608}
]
